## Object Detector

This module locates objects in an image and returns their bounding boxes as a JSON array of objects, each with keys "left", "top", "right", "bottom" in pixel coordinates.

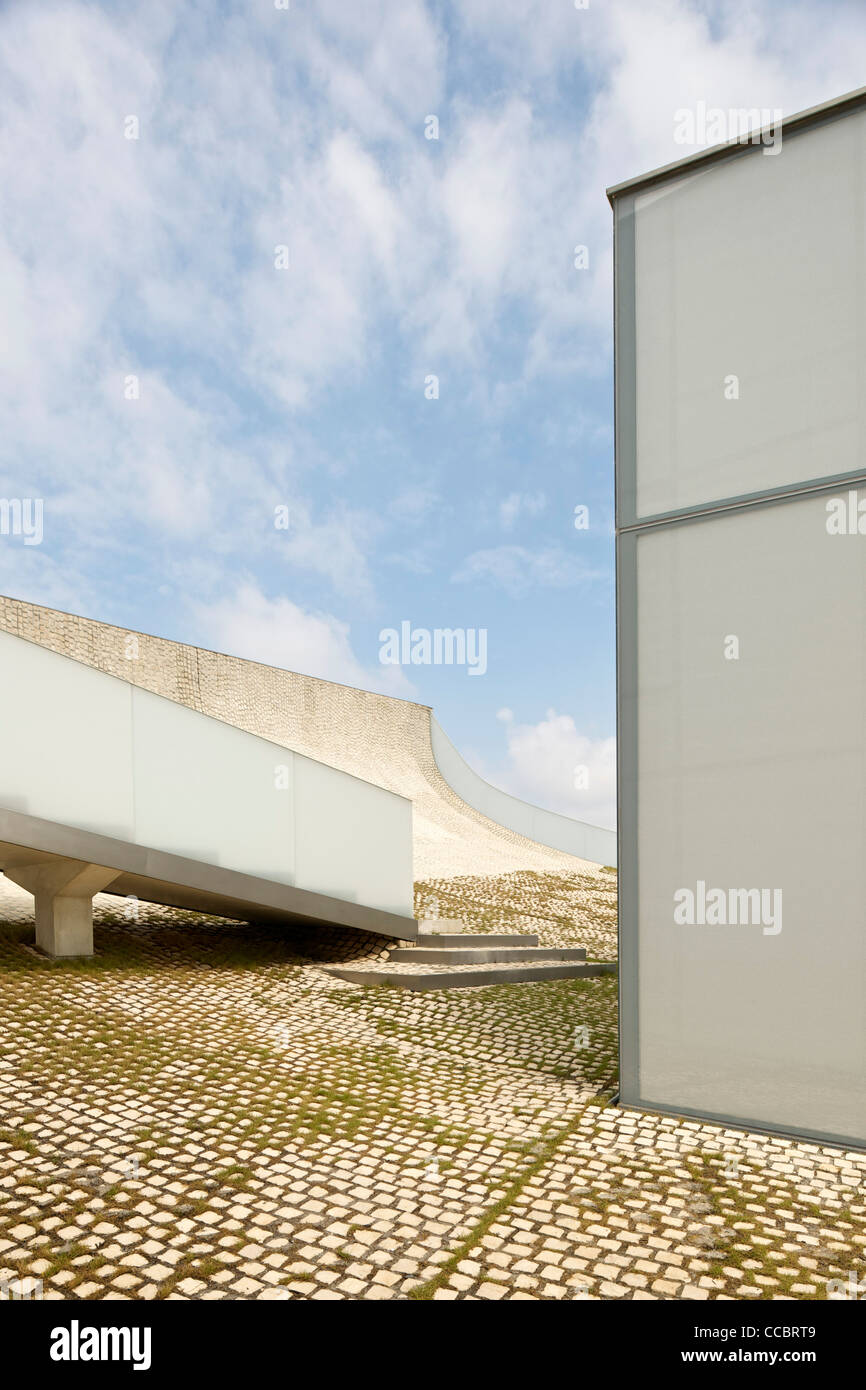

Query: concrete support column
[{"left": 3, "top": 858, "right": 119, "bottom": 957}]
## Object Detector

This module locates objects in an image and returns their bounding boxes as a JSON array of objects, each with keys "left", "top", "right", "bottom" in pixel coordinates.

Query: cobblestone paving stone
[{"left": 0, "top": 873, "right": 863, "bottom": 1302}]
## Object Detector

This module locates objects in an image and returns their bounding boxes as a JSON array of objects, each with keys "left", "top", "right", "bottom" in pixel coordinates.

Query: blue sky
[{"left": 3, "top": 0, "right": 866, "bottom": 830}]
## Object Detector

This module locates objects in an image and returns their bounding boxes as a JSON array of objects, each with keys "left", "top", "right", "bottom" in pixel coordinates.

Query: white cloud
[
  {"left": 499, "top": 491, "right": 546, "bottom": 531},
  {"left": 0, "top": 540, "right": 95, "bottom": 617},
  {"left": 387, "top": 485, "right": 440, "bottom": 526},
  {"left": 192, "top": 581, "right": 415, "bottom": 697},
  {"left": 4, "top": 0, "right": 866, "bottom": 642},
  {"left": 271, "top": 501, "right": 378, "bottom": 602},
  {"left": 454, "top": 0, "right": 866, "bottom": 376},
  {"left": 4, "top": 0, "right": 864, "bottom": 487},
  {"left": 493, "top": 707, "right": 615, "bottom": 829},
  {"left": 452, "top": 544, "right": 602, "bottom": 595}
]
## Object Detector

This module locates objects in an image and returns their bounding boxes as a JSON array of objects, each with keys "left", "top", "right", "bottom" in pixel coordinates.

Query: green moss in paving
[{"left": 1, "top": 890, "right": 862, "bottom": 1303}]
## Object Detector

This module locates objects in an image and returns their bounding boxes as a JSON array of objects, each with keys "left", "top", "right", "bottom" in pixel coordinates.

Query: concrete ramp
[
  {"left": 0, "top": 597, "right": 616, "bottom": 878},
  {"left": 0, "top": 630, "right": 416, "bottom": 955}
]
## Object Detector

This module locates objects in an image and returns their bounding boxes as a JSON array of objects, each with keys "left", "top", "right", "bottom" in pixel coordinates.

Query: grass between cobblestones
[
  {"left": 408, "top": 1098, "right": 615, "bottom": 1300},
  {"left": 0, "top": 871, "right": 863, "bottom": 1302}
]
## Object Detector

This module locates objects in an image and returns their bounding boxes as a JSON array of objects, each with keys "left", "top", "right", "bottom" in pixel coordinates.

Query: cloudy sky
[{"left": 3, "top": 0, "right": 866, "bottom": 830}]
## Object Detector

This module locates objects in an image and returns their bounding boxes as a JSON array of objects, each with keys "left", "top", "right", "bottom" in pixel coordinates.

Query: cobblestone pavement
[
  {"left": 415, "top": 868, "right": 618, "bottom": 959},
  {"left": 0, "top": 873, "right": 863, "bottom": 1302}
]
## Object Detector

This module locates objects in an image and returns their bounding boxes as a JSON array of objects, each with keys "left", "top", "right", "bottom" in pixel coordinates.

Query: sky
[{"left": 3, "top": 0, "right": 866, "bottom": 832}]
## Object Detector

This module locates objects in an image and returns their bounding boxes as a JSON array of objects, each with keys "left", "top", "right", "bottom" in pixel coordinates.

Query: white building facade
[{"left": 611, "top": 89, "right": 866, "bottom": 1147}]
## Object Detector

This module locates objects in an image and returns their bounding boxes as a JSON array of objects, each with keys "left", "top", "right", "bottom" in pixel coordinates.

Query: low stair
[
  {"left": 415, "top": 927, "right": 540, "bottom": 947},
  {"left": 389, "top": 945, "right": 588, "bottom": 964},
  {"left": 324, "top": 919, "right": 615, "bottom": 991}
]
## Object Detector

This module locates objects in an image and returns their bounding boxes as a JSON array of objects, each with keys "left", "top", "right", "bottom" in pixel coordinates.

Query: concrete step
[
  {"left": 324, "top": 960, "right": 615, "bottom": 991},
  {"left": 417, "top": 918, "right": 471, "bottom": 933},
  {"left": 389, "top": 945, "right": 586, "bottom": 964},
  {"left": 415, "top": 932, "right": 539, "bottom": 948}
]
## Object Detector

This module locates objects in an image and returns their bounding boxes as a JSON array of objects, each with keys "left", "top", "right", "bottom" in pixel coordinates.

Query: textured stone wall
[{"left": 0, "top": 595, "right": 599, "bottom": 880}]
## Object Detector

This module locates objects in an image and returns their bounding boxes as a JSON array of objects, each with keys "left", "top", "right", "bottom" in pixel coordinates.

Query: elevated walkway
[
  {"left": 0, "top": 630, "right": 416, "bottom": 956},
  {"left": 0, "top": 596, "right": 617, "bottom": 878}
]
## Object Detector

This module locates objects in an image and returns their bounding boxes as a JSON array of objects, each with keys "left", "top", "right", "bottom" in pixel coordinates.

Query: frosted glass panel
[
  {"left": 635, "top": 491, "right": 866, "bottom": 1142},
  {"left": 132, "top": 688, "right": 295, "bottom": 883},
  {"left": 430, "top": 718, "right": 617, "bottom": 865},
  {"left": 634, "top": 110, "right": 866, "bottom": 516},
  {"left": 0, "top": 631, "right": 414, "bottom": 919},
  {"left": 0, "top": 630, "right": 134, "bottom": 838},
  {"left": 294, "top": 755, "right": 413, "bottom": 917}
]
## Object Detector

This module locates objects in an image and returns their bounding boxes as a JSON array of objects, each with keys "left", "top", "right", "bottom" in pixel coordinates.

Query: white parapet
[
  {"left": 430, "top": 717, "right": 616, "bottom": 867},
  {"left": 0, "top": 630, "right": 415, "bottom": 952}
]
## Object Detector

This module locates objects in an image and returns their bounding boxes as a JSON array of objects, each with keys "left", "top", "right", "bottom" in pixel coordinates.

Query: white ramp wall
[
  {"left": 0, "top": 631, "right": 413, "bottom": 919},
  {"left": 431, "top": 718, "right": 616, "bottom": 867}
]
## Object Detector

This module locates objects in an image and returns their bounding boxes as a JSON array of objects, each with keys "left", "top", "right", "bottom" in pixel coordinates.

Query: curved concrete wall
[
  {"left": 430, "top": 718, "right": 616, "bottom": 867},
  {"left": 0, "top": 630, "right": 413, "bottom": 918}
]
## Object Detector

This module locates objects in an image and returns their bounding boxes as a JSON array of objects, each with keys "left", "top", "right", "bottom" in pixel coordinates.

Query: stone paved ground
[
  {"left": 0, "top": 871, "right": 863, "bottom": 1302},
  {"left": 415, "top": 867, "right": 619, "bottom": 958}
]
